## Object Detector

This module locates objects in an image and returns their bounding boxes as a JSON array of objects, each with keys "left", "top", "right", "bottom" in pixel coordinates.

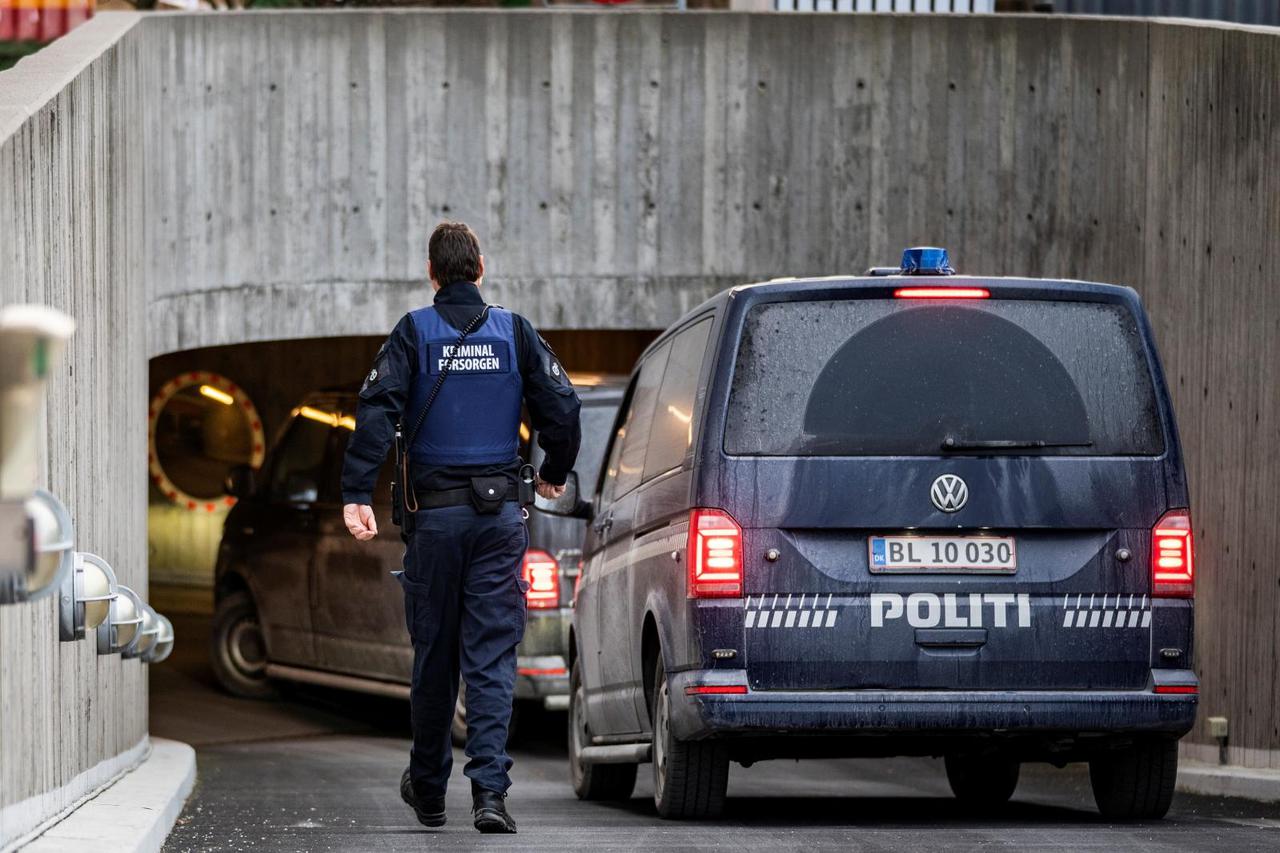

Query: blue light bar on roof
[{"left": 900, "top": 247, "right": 955, "bottom": 276}]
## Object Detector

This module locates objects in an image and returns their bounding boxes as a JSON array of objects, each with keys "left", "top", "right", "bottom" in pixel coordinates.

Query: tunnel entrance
[{"left": 147, "top": 330, "right": 657, "bottom": 608}]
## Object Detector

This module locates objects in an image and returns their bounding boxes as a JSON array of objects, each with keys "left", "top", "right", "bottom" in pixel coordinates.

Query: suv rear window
[{"left": 725, "top": 298, "right": 1164, "bottom": 457}]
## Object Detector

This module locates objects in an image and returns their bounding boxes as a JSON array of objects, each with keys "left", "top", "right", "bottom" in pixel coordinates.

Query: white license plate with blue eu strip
[{"left": 869, "top": 536, "right": 1017, "bottom": 573}]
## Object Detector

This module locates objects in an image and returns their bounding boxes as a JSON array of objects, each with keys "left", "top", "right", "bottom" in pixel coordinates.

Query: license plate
[{"left": 869, "top": 535, "right": 1017, "bottom": 573}]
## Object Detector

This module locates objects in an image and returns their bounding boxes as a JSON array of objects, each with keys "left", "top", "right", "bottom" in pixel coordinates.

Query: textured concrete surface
[
  {"left": 133, "top": 10, "right": 1280, "bottom": 767},
  {"left": 151, "top": 619, "right": 1280, "bottom": 852},
  {"left": 0, "top": 13, "right": 152, "bottom": 847},
  {"left": 24, "top": 739, "right": 196, "bottom": 853}
]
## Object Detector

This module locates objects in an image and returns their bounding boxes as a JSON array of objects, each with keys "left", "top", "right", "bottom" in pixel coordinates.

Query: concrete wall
[
  {"left": 142, "top": 12, "right": 1280, "bottom": 766},
  {"left": 142, "top": 8, "right": 1280, "bottom": 767},
  {"left": 1, "top": 11, "right": 1278, "bottom": 833},
  {"left": 0, "top": 15, "right": 152, "bottom": 847}
]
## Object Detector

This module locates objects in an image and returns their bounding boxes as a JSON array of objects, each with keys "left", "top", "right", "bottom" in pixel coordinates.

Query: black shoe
[
  {"left": 400, "top": 768, "right": 446, "bottom": 828},
  {"left": 472, "top": 787, "right": 517, "bottom": 834}
]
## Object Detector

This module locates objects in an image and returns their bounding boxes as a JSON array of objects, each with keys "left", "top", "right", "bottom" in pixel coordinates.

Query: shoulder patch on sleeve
[
  {"left": 537, "top": 334, "right": 571, "bottom": 387},
  {"left": 360, "top": 344, "right": 390, "bottom": 395}
]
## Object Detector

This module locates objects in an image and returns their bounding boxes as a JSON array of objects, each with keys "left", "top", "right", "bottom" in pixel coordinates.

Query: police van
[{"left": 547, "top": 248, "right": 1197, "bottom": 821}]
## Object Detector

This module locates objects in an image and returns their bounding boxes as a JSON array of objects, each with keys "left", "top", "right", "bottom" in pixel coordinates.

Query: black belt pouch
[{"left": 469, "top": 476, "right": 508, "bottom": 515}]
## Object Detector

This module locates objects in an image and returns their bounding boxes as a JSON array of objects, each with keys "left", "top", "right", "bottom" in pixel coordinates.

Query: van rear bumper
[{"left": 668, "top": 671, "right": 1197, "bottom": 741}]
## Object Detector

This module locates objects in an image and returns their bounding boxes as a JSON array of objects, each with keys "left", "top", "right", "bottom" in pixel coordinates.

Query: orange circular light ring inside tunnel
[{"left": 148, "top": 371, "right": 266, "bottom": 512}]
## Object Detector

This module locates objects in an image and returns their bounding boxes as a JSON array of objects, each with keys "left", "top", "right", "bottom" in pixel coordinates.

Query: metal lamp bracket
[{"left": 59, "top": 552, "right": 118, "bottom": 642}]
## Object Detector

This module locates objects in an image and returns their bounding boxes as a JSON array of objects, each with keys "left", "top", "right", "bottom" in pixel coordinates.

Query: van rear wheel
[
  {"left": 1089, "top": 737, "right": 1178, "bottom": 820},
  {"left": 944, "top": 753, "right": 1020, "bottom": 807},
  {"left": 568, "top": 659, "right": 637, "bottom": 801},
  {"left": 651, "top": 657, "right": 729, "bottom": 820}
]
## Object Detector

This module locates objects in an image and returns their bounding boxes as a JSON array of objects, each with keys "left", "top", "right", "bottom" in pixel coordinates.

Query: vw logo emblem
[{"left": 930, "top": 474, "right": 968, "bottom": 513}]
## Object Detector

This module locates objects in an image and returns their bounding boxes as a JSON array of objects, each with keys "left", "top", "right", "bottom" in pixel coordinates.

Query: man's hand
[
  {"left": 344, "top": 503, "right": 378, "bottom": 541},
  {"left": 534, "top": 475, "right": 566, "bottom": 501}
]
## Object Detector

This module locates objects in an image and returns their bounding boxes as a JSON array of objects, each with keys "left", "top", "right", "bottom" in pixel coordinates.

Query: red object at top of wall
[{"left": 0, "top": 0, "right": 95, "bottom": 45}]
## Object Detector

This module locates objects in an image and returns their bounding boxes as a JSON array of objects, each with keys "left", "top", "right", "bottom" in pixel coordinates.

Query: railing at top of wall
[{"left": 777, "top": 0, "right": 995, "bottom": 11}]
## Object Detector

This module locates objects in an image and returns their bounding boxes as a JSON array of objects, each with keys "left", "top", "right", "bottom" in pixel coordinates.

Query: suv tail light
[
  {"left": 522, "top": 549, "right": 560, "bottom": 609},
  {"left": 1152, "top": 510, "right": 1194, "bottom": 598},
  {"left": 687, "top": 509, "right": 742, "bottom": 599}
]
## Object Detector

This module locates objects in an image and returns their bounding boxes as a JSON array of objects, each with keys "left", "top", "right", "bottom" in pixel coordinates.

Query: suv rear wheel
[
  {"left": 568, "top": 659, "right": 637, "bottom": 801},
  {"left": 651, "top": 657, "right": 729, "bottom": 819},
  {"left": 210, "top": 590, "right": 276, "bottom": 699},
  {"left": 452, "top": 683, "right": 523, "bottom": 749},
  {"left": 452, "top": 684, "right": 468, "bottom": 748},
  {"left": 1089, "top": 737, "right": 1179, "bottom": 820},
  {"left": 944, "top": 753, "right": 1020, "bottom": 807}
]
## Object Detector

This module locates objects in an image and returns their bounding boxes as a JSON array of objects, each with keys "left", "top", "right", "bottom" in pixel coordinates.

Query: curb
[
  {"left": 22, "top": 739, "right": 196, "bottom": 853},
  {"left": 1178, "top": 760, "right": 1280, "bottom": 803}
]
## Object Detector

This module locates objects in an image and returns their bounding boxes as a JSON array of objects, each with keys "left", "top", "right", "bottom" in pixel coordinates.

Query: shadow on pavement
[{"left": 598, "top": 794, "right": 1103, "bottom": 826}]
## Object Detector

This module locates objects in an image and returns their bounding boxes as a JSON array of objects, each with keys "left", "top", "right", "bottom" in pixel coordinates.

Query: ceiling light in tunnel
[
  {"left": 97, "top": 584, "right": 145, "bottom": 656},
  {"left": 59, "top": 551, "right": 119, "bottom": 642},
  {"left": 298, "top": 406, "right": 354, "bottom": 431},
  {"left": 199, "top": 384, "right": 235, "bottom": 406}
]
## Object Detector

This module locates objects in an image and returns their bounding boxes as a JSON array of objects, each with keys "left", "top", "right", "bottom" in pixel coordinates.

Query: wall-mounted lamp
[
  {"left": 145, "top": 614, "right": 175, "bottom": 664},
  {"left": 0, "top": 500, "right": 34, "bottom": 603},
  {"left": 1, "top": 304, "right": 75, "bottom": 606},
  {"left": 59, "top": 552, "right": 119, "bottom": 641},
  {"left": 1, "top": 489, "right": 75, "bottom": 605},
  {"left": 124, "top": 605, "right": 161, "bottom": 660},
  {"left": 97, "top": 584, "right": 145, "bottom": 656}
]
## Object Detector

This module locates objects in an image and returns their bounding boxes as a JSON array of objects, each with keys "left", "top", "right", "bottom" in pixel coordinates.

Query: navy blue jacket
[{"left": 341, "top": 282, "right": 581, "bottom": 505}]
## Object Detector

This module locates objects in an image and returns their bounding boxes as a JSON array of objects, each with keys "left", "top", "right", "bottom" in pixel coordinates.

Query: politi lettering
[{"left": 870, "top": 593, "right": 1032, "bottom": 628}]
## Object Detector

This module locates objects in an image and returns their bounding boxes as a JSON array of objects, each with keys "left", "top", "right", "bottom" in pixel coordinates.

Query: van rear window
[{"left": 725, "top": 298, "right": 1164, "bottom": 457}]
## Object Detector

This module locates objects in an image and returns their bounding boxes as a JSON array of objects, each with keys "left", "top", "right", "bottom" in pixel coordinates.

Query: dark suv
[
  {"left": 561, "top": 249, "right": 1196, "bottom": 820},
  {"left": 211, "top": 381, "right": 623, "bottom": 721}
]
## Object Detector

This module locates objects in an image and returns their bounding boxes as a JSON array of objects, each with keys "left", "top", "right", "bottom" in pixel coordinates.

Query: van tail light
[
  {"left": 1151, "top": 510, "right": 1194, "bottom": 598},
  {"left": 687, "top": 509, "right": 743, "bottom": 599},
  {"left": 522, "top": 549, "right": 560, "bottom": 609}
]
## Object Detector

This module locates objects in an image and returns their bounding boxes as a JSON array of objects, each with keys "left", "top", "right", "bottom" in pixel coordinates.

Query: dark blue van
[{"left": 552, "top": 249, "right": 1197, "bottom": 820}]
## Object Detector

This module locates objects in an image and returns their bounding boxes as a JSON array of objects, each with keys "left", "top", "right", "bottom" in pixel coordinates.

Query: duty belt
[{"left": 416, "top": 483, "right": 520, "bottom": 509}]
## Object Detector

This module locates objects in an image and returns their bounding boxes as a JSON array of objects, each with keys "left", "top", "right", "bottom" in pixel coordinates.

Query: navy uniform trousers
[{"left": 397, "top": 501, "right": 529, "bottom": 797}]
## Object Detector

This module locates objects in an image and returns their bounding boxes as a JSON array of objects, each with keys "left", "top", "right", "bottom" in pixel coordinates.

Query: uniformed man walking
[{"left": 341, "top": 222, "right": 581, "bottom": 834}]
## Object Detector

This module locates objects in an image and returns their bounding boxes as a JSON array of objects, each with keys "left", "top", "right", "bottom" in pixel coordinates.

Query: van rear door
[{"left": 716, "top": 285, "right": 1176, "bottom": 692}]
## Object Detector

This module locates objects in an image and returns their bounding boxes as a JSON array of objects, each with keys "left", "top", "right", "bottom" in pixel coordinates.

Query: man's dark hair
[{"left": 429, "top": 221, "right": 482, "bottom": 286}]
